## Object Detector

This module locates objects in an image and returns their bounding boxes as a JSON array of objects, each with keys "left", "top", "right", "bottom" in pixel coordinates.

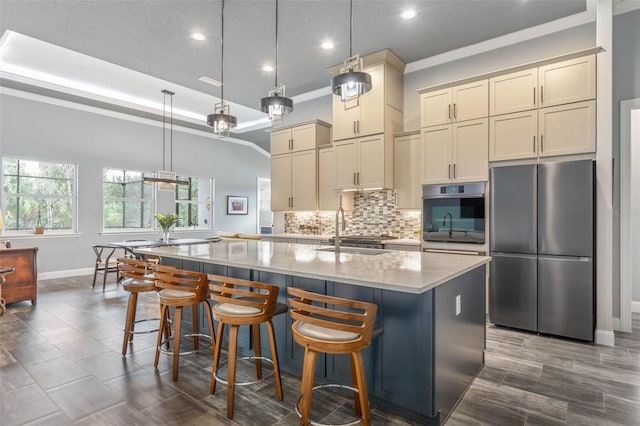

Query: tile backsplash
[{"left": 284, "top": 190, "right": 421, "bottom": 238}]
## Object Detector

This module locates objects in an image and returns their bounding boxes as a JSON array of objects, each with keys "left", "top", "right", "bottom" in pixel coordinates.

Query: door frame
[{"left": 619, "top": 98, "right": 640, "bottom": 332}]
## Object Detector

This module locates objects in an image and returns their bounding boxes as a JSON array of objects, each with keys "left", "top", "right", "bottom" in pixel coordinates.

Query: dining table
[{"left": 109, "top": 237, "right": 220, "bottom": 256}]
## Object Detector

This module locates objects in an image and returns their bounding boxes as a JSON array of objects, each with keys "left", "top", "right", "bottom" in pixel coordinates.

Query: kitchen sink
[{"left": 315, "top": 247, "right": 387, "bottom": 256}]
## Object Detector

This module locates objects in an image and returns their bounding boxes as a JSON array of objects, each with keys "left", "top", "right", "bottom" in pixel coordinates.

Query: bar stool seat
[
  {"left": 153, "top": 264, "right": 215, "bottom": 381},
  {"left": 209, "top": 275, "right": 284, "bottom": 420},
  {"left": 118, "top": 258, "right": 162, "bottom": 357},
  {"left": 288, "top": 287, "right": 378, "bottom": 426}
]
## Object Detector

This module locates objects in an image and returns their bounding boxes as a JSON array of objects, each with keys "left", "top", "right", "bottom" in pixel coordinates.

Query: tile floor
[{"left": 0, "top": 275, "right": 639, "bottom": 425}]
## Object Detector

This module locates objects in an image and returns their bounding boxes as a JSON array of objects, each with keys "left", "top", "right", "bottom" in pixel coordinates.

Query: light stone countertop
[
  {"left": 137, "top": 240, "right": 489, "bottom": 294},
  {"left": 263, "top": 234, "right": 331, "bottom": 241},
  {"left": 383, "top": 238, "right": 421, "bottom": 246}
]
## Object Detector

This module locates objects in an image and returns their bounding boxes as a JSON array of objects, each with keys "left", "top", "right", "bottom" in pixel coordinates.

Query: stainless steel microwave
[{"left": 422, "top": 182, "right": 485, "bottom": 244}]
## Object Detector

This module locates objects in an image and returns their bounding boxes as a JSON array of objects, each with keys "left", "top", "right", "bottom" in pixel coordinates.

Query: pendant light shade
[
  {"left": 332, "top": 0, "right": 372, "bottom": 102},
  {"left": 260, "top": 0, "right": 293, "bottom": 125},
  {"left": 143, "top": 90, "right": 189, "bottom": 190},
  {"left": 207, "top": 0, "right": 237, "bottom": 137}
]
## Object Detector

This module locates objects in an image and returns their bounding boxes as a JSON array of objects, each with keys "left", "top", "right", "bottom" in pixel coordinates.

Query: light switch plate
[{"left": 456, "top": 295, "right": 461, "bottom": 316}]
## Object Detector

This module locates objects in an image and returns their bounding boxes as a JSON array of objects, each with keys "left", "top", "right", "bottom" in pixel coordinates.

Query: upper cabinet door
[
  {"left": 422, "top": 125, "right": 453, "bottom": 184},
  {"left": 538, "top": 100, "right": 596, "bottom": 157},
  {"left": 357, "top": 64, "right": 385, "bottom": 137},
  {"left": 333, "top": 96, "right": 359, "bottom": 141},
  {"left": 453, "top": 118, "right": 488, "bottom": 183},
  {"left": 489, "top": 68, "right": 538, "bottom": 116},
  {"left": 452, "top": 80, "right": 488, "bottom": 122},
  {"left": 357, "top": 135, "right": 385, "bottom": 188},
  {"left": 394, "top": 133, "right": 423, "bottom": 209},
  {"left": 489, "top": 110, "right": 538, "bottom": 161},
  {"left": 421, "top": 88, "right": 452, "bottom": 128},
  {"left": 270, "top": 128, "right": 292, "bottom": 156},
  {"left": 270, "top": 154, "right": 292, "bottom": 211},
  {"left": 291, "top": 150, "right": 317, "bottom": 210},
  {"left": 538, "top": 55, "right": 596, "bottom": 108},
  {"left": 291, "top": 123, "right": 317, "bottom": 152},
  {"left": 334, "top": 140, "right": 358, "bottom": 190}
]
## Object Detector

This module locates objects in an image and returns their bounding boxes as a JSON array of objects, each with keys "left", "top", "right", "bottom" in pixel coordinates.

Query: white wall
[
  {"left": 0, "top": 91, "right": 270, "bottom": 274},
  {"left": 632, "top": 108, "right": 640, "bottom": 302}
]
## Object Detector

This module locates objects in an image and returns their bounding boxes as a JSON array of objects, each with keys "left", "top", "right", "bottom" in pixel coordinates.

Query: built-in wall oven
[{"left": 422, "top": 182, "right": 486, "bottom": 245}]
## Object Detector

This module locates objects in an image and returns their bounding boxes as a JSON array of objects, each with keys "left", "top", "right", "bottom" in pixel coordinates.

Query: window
[
  {"left": 2, "top": 157, "right": 76, "bottom": 232},
  {"left": 103, "top": 169, "right": 153, "bottom": 229},
  {"left": 174, "top": 177, "right": 214, "bottom": 229}
]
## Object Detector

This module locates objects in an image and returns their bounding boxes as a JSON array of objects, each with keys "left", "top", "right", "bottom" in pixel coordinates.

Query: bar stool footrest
[
  {"left": 295, "top": 384, "right": 366, "bottom": 426},
  {"left": 158, "top": 333, "right": 212, "bottom": 356},
  {"left": 124, "top": 317, "right": 161, "bottom": 335},
  {"left": 214, "top": 356, "right": 275, "bottom": 386}
]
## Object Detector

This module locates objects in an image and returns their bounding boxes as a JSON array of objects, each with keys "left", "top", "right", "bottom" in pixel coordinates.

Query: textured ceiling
[{"left": 0, "top": 0, "right": 588, "bottom": 149}]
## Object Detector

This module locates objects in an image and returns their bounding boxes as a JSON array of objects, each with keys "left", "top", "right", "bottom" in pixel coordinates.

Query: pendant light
[
  {"left": 206, "top": 0, "right": 237, "bottom": 137},
  {"left": 331, "top": 0, "right": 372, "bottom": 102},
  {"left": 144, "top": 89, "right": 188, "bottom": 190},
  {"left": 260, "top": 0, "right": 293, "bottom": 125}
]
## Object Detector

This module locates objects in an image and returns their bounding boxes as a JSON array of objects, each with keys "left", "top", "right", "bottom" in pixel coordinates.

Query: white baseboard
[
  {"left": 632, "top": 301, "right": 640, "bottom": 313},
  {"left": 595, "top": 328, "right": 616, "bottom": 347},
  {"left": 38, "top": 267, "right": 94, "bottom": 281}
]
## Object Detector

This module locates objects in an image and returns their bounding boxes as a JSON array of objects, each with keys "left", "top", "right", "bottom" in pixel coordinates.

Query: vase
[{"left": 162, "top": 229, "right": 170, "bottom": 243}]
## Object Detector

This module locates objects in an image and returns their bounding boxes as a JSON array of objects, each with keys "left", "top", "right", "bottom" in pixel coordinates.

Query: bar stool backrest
[
  {"left": 117, "top": 257, "right": 153, "bottom": 281},
  {"left": 208, "top": 275, "right": 279, "bottom": 323},
  {"left": 152, "top": 265, "right": 209, "bottom": 299},
  {"left": 287, "top": 287, "right": 377, "bottom": 349}
]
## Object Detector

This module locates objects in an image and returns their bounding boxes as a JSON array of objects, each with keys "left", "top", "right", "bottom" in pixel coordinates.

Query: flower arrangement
[{"left": 155, "top": 213, "right": 179, "bottom": 232}]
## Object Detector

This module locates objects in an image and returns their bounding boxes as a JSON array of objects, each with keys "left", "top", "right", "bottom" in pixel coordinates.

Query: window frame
[
  {"left": 173, "top": 176, "right": 214, "bottom": 231},
  {"left": 102, "top": 168, "right": 155, "bottom": 232},
  {"left": 1, "top": 156, "right": 78, "bottom": 235}
]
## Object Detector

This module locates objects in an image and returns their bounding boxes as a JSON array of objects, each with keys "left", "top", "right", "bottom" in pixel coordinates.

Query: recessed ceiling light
[
  {"left": 262, "top": 65, "right": 274, "bottom": 72},
  {"left": 321, "top": 41, "right": 335, "bottom": 50},
  {"left": 199, "top": 76, "right": 222, "bottom": 87},
  {"left": 190, "top": 32, "right": 206, "bottom": 41},
  {"left": 401, "top": 10, "right": 417, "bottom": 20}
]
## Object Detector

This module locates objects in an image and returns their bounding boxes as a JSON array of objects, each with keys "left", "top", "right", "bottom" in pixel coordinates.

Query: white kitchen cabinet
[
  {"left": 538, "top": 55, "right": 595, "bottom": 108},
  {"left": 270, "top": 120, "right": 330, "bottom": 156},
  {"left": 488, "top": 55, "right": 595, "bottom": 117},
  {"left": 489, "top": 68, "right": 538, "bottom": 116},
  {"left": 318, "top": 146, "right": 353, "bottom": 210},
  {"left": 394, "top": 132, "right": 423, "bottom": 209},
  {"left": 271, "top": 150, "right": 317, "bottom": 211},
  {"left": 335, "top": 134, "right": 387, "bottom": 190},
  {"left": 489, "top": 110, "right": 538, "bottom": 161},
  {"left": 420, "top": 80, "right": 488, "bottom": 128},
  {"left": 332, "top": 64, "right": 385, "bottom": 141},
  {"left": 538, "top": 100, "right": 596, "bottom": 157},
  {"left": 423, "top": 118, "right": 488, "bottom": 184}
]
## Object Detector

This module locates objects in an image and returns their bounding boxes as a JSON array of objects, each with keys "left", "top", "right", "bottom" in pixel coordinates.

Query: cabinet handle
[
  {"left": 533, "top": 135, "right": 536, "bottom": 153},
  {"left": 357, "top": 120, "right": 360, "bottom": 134},
  {"left": 353, "top": 121, "right": 357, "bottom": 134},
  {"left": 448, "top": 104, "right": 451, "bottom": 120},
  {"left": 540, "top": 85, "right": 543, "bottom": 105},
  {"left": 353, "top": 172, "right": 356, "bottom": 185},
  {"left": 453, "top": 103, "right": 457, "bottom": 119},
  {"left": 533, "top": 87, "right": 536, "bottom": 105},
  {"left": 453, "top": 164, "right": 456, "bottom": 179},
  {"left": 448, "top": 164, "right": 451, "bottom": 179},
  {"left": 540, "top": 135, "right": 544, "bottom": 152},
  {"left": 357, "top": 172, "right": 360, "bottom": 185},
  {"left": 291, "top": 139, "right": 294, "bottom": 151}
]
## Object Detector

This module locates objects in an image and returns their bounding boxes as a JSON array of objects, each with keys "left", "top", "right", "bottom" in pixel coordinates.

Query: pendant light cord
[
  {"left": 162, "top": 91, "right": 166, "bottom": 171},
  {"left": 170, "top": 93, "right": 173, "bottom": 172},
  {"left": 275, "top": 0, "right": 279, "bottom": 88},
  {"left": 349, "top": 0, "right": 353, "bottom": 57},
  {"left": 220, "top": 0, "right": 225, "bottom": 112}
]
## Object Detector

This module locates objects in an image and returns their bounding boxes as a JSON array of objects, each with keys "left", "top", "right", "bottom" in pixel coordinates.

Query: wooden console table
[
  {"left": 0, "top": 266, "right": 16, "bottom": 316},
  {"left": 0, "top": 247, "right": 38, "bottom": 311}
]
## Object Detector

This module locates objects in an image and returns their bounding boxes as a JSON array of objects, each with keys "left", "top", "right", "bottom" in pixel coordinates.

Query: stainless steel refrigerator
[{"left": 490, "top": 160, "right": 595, "bottom": 341}]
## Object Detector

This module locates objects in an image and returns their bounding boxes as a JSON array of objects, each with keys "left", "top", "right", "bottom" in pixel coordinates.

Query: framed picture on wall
[{"left": 227, "top": 196, "right": 248, "bottom": 215}]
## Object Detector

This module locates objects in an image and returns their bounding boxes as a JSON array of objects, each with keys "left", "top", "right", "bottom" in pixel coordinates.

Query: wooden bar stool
[
  {"left": 118, "top": 257, "right": 163, "bottom": 357},
  {"left": 288, "top": 287, "right": 377, "bottom": 426},
  {"left": 208, "top": 275, "right": 284, "bottom": 420},
  {"left": 153, "top": 264, "right": 215, "bottom": 381}
]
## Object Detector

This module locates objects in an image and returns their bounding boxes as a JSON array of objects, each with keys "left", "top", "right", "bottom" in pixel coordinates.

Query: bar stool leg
[
  {"left": 266, "top": 320, "right": 283, "bottom": 401},
  {"left": 121, "top": 292, "right": 137, "bottom": 356},
  {"left": 227, "top": 325, "right": 239, "bottom": 419},
  {"left": 351, "top": 351, "right": 371, "bottom": 426},
  {"left": 171, "top": 306, "right": 183, "bottom": 381},
  {"left": 210, "top": 323, "right": 225, "bottom": 394},
  {"left": 350, "top": 354, "right": 362, "bottom": 416},
  {"left": 191, "top": 304, "right": 200, "bottom": 350},
  {"left": 154, "top": 304, "right": 169, "bottom": 368},
  {"left": 203, "top": 300, "right": 215, "bottom": 348},
  {"left": 252, "top": 324, "right": 263, "bottom": 380},
  {"left": 129, "top": 293, "right": 138, "bottom": 341},
  {"left": 300, "top": 348, "right": 318, "bottom": 426}
]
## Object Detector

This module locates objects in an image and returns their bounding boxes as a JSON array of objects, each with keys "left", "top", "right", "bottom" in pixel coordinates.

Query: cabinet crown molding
[
  {"left": 271, "top": 119, "right": 331, "bottom": 132},
  {"left": 327, "top": 49, "right": 406, "bottom": 75}
]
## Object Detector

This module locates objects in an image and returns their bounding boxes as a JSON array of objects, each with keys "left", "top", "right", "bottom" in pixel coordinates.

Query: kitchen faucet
[
  {"left": 335, "top": 202, "right": 346, "bottom": 252},
  {"left": 443, "top": 212, "right": 453, "bottom": 237}
]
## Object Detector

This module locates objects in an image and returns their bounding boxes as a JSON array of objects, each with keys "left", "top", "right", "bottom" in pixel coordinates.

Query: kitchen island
[{"left": 136, "top": 240, "right": 490, "bottom": 424}]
